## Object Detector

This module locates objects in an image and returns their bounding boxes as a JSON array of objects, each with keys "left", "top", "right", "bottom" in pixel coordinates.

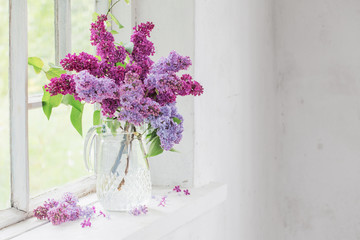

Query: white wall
[
  {"left": 194, "top": 0, "right": 279, "bottom": 239},
  {"left": 275, "top": 0, "right": 360, "bottom": 239}
]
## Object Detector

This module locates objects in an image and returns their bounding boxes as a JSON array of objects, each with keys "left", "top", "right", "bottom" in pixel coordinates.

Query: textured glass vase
[{"left": 84, "top": 119, "right": 151, "bottom": 211}]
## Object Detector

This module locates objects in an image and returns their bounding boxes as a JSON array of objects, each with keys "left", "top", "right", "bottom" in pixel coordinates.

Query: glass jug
[{"left": 84, "top": 119, "right": 151, "bottom": 211}]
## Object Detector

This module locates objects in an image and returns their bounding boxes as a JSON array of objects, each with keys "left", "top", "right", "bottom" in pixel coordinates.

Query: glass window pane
[
  {"left": 71, "top": 0, "right": 94, "bottom": 54},
  {"left": 28, "top": 0, "right": 55, "bottom": 95},
  {"left": 29, "top": 105, "right": 92, "bottom": 196},
  {"left": 0, "top": 0, "right": 10, "bottom": 210}
]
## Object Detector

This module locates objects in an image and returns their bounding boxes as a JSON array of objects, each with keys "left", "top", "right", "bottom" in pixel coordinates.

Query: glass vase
[{"left": 84, "top": 119, "right": 151, "bottom": 211}]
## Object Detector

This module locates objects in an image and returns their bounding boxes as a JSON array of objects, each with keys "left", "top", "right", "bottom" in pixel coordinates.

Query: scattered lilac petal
[
  {"left": 183, "top": 189, "right": 190, "bottom": 196},
  {"left": 173, "top": 185, "right": 181, "bottom": 192}
]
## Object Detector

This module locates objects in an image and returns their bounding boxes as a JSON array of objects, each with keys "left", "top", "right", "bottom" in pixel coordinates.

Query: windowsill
[{"left": 1, "top": 182, "right": 227, "bottom": 240}]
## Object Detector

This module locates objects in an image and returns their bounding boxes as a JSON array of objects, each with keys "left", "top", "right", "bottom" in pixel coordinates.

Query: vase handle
[{"left": 84, "top": 125, "right": 104, "bottom": 173}]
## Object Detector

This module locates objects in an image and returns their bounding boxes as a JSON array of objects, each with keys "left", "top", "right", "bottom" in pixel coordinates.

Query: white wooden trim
[
  {"left": 27, "top": 94, "right": 42, "bottom": 109},
  {"left": 54, "top": 0, "right": 71, "bottom": 64},
  {"left": 3, "top": 183, "right": 227, "bottom": 240},
  {"left": 9, "top": 0, "right": 29, "bottom": 212},
  {"left": 131, "top": 0, "right": 137, "bottom": 27},
  {"left": 0, "top": 208, "right": 28, "bottom": 231}
]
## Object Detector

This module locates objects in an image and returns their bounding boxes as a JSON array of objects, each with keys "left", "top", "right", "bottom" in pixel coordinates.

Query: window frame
[{"left": 0, "top": 0, "right": 125, "bottom": 229}]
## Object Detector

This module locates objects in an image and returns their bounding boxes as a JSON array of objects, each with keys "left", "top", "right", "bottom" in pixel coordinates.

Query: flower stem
[{"left": 106, "top": 0, "right": 121, "bottom": 16}]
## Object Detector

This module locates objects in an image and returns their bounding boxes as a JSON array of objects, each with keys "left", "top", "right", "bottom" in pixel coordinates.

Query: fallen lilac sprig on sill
[
  {"left": 33, "top": 192, "right": 106, "bottom": 228},
  {"left": 129, "top": 205, "right": 148, "bottom": 216}
]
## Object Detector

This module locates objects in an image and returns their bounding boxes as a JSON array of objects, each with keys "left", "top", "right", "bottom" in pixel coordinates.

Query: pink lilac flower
[
  {"left": 98, "top": 211, "right": 106, "bottom": 217},
  {"left": 183, "top": 189, "right": 190, "bottom": 196},
  {"left": 177, "top": 74, "right": 204, "bottom": 97},
  {"left": 90, "top": 15, "right": 126, "bottom": 66},
  {"left": 74, "top": 70, "right": 119, "bottom": 103},
  {"left": 44, "top": 74, "right": 78, "bottom": 98},
  {"left": 81, "top": 218, "right": 92, "bottom": 228},
  {"left": 130, "top": 21, "right": 155, "bottom": 79},
  {"left": 158, "top": 196, "right": 167, "bottom": 207},
  {"left": 60, "top": 52, "right": 101, "bottom": 77},
  {"left": 33, "top": 206, "right": 49, "bottom": 220},
  {"left": 173, "top": 185, "right": 181, "bottom": 192}
]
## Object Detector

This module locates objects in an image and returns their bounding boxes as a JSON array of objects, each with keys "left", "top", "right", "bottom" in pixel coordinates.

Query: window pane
[
  {"left": 71, "top": 0, "right": 94, "bottom": 54},
  {"left": 29, "top": 105, "right": 92, "bottom": 196},
  {"left": 28, "top": 0, "right": 55, "bottom": 95},
  {"left": 0, "top": 0, "right": 10, "bottom": 210}
]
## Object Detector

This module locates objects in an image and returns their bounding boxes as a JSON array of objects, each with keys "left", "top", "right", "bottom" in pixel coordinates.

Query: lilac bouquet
[{"left": 29, "top": 14, "right": 203, "bottom": 156}]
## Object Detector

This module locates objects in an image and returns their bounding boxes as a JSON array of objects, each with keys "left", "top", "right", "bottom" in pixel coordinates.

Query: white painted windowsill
[{"left": 1, "top": 182, "right": 227, "bottom": 240}]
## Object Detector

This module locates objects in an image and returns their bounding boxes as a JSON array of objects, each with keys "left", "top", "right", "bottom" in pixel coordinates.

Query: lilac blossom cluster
[
  {"left": 44, "top": 14, "right": 204, "bottom": 152},
  {"left": 148, "top": 103, "right": 184, "bottom": 150},
  {"left": 33, "top": 193, "right": 94, "bottom": 225},
  {"left": 34, "top": 193, "right": 86, "bottom": 225}
]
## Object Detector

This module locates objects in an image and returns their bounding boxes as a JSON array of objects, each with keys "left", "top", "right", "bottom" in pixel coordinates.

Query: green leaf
[
  {"left": 93, "top": 110, "right": 101, "bottom": 125},
  {"left": 116, "top": 61, "right": 127, "bottom": 68},
  {"left": 111, "top": 30, "right": 119, "bottom": 35},
  {"left": 92, "top": 12, "right": 100, "bottom": 21},
  {"left": 62, "top": 94, "right": 83, "bottom": 112},
  {"left": 45, "top": 67, "right": 67, "bottom": 80},
  {"left": 70, "top": 105, "right": 84, "bottom": 136},
  {"left": 28, "top": 57, "right": 44, "bottom": 74},
  {"left": 146, "top": 130, "right": 158, "bottom": 143},
  {"left": 124, "top": 0, "right": 130, "bottom": 4},
  {"left": 42, "top": 89, "right": 52, "bottom": 120},
  {"left": 108, "top": 12, "right": 124, "bottom": 29},
  {"left": 49, "top": 94, "right": 63, "bottom": 107},
  {"left": 124, "top": 42, "right": 134, "bottom": 54},
  {"left": 155, "top": 89, "right": 159, "bottom": 95},
  {"left": 108, "top": 0, "right": 112, "bottom": 7},
  {"left": 147, "top": 136, "right": 163, "bottom": 158},
  {"left": 172, "top": 117, "right": 181, "bottom": 124}
]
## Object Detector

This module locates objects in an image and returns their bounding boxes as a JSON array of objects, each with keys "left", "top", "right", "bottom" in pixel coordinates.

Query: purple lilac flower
[
  {"left": 80, "top": 206, "right": 95, "bottom": 219},
  {"left": 150, "top": 51, "right": 191, "bottom": 73},
  {"left": 115, "top": 72, "right": 160, "bottom": 125},
  {"left": 173, "top": 185, "right": 181, "bottom": 192},
  {"left": 183, "top": 189, "right": 190, "bottom": 196},
  {"left": 129, "top": 207, "right": 142, "bottom": 216},
  {"left": 62, "top": 192, "right": 78, "bottom": 206},
  {"left": 148, "top": 103, "right": 184, "bottom": 151},
  {"left": 74, "top": 70, "right": 119, "bottom": 103},
  {"left": 139, "top": 205, "right": 148, "bottom": 214}
]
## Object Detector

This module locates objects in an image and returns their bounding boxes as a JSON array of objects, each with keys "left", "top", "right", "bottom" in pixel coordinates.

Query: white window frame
[{"left": 0, "top": 0, "right": 134, "bottom": 230}]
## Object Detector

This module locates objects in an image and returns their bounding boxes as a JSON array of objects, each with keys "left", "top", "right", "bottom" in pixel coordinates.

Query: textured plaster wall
[{"left": 275, "top": 0, "right": 360, "bottom": 239}]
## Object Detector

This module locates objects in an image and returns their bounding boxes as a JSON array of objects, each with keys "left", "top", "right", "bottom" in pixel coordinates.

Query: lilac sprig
[{"left": 129, "top": 205, "right": 148, "bottom": 216}]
